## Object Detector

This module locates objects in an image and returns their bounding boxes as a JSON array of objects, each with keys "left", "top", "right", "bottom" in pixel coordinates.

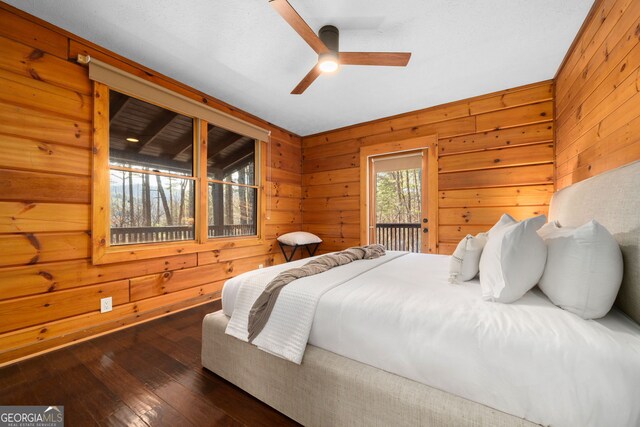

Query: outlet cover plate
[{"left": 100, "top": 296, "right": 112, "bottom": 313}]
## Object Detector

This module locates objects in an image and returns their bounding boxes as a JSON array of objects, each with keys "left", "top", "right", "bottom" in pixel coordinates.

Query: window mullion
[
  {"left": 197, "top": 119, "right": 209, "bottom": 243},
  {"left": 110, "top": 165, "right": 196, "bottom": 181},
  {"left": 206, "top": 179, "right": 258, "bottom": 189}
]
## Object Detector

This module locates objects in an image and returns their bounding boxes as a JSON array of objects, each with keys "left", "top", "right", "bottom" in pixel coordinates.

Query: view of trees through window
[
  {"left": 208, "top": 162, "right": 257, "bottom": 238},
  {"left": 110, "top": 172, "right": 196, "bottom": 244},
  {"left": 108, "top": 89, "right": 196, "bottom": 245},
  {"left": 206, "top": 120, "right": 257, "bottom": 238},
  {"left": 108, "top": 89, "right": 258, "bottom": 245},
  {"left": 374, "top": 165, "right": 423, "bottom": 253},
  {"left": 375, "top": 168, "right": 422, "bottom": 224}
]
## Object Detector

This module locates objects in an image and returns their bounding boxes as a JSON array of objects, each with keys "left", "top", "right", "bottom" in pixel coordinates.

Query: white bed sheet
[{"left": 221, "top": 252, "right": 640, "bottom": 427}]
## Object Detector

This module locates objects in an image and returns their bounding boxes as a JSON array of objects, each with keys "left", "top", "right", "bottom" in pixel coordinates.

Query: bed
[{"left": 202, "top": 160, "right": 640, "bottom": 426}]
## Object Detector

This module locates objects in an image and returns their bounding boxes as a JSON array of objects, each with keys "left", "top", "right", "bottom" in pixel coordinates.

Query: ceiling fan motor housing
[{"left": 319, "top": 25, "right": 339, "bottom": 53}]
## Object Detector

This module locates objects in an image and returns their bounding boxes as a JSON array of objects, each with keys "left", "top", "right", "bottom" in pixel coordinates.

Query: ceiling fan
[{"left": 269, "top": 0, "right": 412, "bottom": 94}]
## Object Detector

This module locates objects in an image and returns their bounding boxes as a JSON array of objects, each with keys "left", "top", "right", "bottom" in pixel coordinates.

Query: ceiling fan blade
[
  {"left": 340, "top": 52, "right": 411, "bottom": 66},
  {"left": 270, "top": 0, "right": 329, "bottom": 55},
  {"left": 291, "top": 65, "right": 321, "bottom": 95}
]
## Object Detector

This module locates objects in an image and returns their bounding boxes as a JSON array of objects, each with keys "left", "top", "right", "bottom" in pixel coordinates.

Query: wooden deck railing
[
  {"left": 111, "top": 224, "right": 256, "bottom": 245},
  {"left": 112, "top": 224, "right": 416, "bottom": 249},
  {"left": 375, "top": 223, "right": 421, "bottom": 252}
]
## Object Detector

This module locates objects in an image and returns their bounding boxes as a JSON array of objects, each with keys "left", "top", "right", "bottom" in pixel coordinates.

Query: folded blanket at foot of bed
[
  {"left": 247, "top": 244, "right": 386, "bottom": 341},
  {"left": 225, "top": 246, "right": 403, "bottom": 364}
]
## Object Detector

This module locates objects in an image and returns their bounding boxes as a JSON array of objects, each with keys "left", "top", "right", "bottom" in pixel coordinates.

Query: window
[
  {"left": 206, "top": 124, "right": 258, "bottom": 238},
  {"left": 88, "top": 57, "right": 269, "bottom": 264},
  {"left": 109, "top": 90, "right": 196, "bottom": 245}
]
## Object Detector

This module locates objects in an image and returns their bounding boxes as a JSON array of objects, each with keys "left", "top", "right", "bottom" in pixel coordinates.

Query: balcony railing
[
  {"left": 376, "top": 223, "right": 421, "bottom": 253},
  {"left": 110, "top": 224, "right": 256, "bottom": 245},
  {"left": 112, "top": 223, "right": 419, "bottom": 250}
]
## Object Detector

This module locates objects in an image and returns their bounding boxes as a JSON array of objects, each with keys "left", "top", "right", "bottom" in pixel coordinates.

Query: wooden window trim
[{"left": 92, "top": 82, "right": 265, "bottom": 265}]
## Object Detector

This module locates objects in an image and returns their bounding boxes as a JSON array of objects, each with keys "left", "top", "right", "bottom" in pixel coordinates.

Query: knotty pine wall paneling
[
  {"left": 555, "top": 0, "right": 640, "bottom": 189},
  {"left": 0, "top": 3, "right": 302, "bottom": 365},
  {"left": 302, "top": 82, "right": 555, "bottom": 255}
]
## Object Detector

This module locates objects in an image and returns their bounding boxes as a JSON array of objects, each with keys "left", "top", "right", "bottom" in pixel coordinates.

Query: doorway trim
[{"left": 359, "top": 135, "right": 439, "bottom": 254}]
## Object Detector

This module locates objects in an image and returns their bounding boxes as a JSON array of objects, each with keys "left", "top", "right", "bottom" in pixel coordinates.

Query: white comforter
[{"left": 223, "top": 252, "right": 640, "bottom": 427}]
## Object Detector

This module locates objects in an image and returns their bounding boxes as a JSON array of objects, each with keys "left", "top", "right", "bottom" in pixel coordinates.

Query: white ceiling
[{"left": 7, "top": 0, "right": 593, "bottom": 136}]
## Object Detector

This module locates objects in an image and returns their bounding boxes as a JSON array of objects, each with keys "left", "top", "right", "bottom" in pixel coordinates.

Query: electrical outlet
[
  {"left": 100, "top": 297, "right": 112, "bottom": 313},
  {"left": 258, "top": 264, "right": 264, "bottom": 269}
]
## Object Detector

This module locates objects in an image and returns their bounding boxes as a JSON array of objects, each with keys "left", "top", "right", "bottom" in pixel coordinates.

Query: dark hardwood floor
[{"left": 0, "top": 301, "right": 300, "bottom": 426}]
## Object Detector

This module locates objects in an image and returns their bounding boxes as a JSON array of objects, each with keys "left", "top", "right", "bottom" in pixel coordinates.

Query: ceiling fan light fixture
[
  {"left": 269, "top": 2, "right": 411, "bottom": 94},
  {"left": 318, "top": 52, "right": 339, "bottom": 73}
]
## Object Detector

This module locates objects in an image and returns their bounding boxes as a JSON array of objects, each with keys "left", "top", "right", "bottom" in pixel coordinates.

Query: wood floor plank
[
  {"left": 98, "top": 405, "right": 149, "bottom": 427},
  {"left": 202, "top": 370, "right": 301, "bottom": 427},
  {"left": 75, "top": 340, "right": 193, "bottom": 427},
  {"left": 0, "top": 361, "right": 25, "bottom": 390},
  {"left": 0, "top": 380, "right": 38, "bottom": 405},
  {"left": 152, "top": 378, "right": 241, "bottom": 426},
  {"left": 0, "top": 300, "right": 300, "bottom": 426},
  {"left": 26, "top": 365, "right": 100, "bottom": 426},
  {"left": 138, "top": 405, "right": 194, "bottom": 427}
]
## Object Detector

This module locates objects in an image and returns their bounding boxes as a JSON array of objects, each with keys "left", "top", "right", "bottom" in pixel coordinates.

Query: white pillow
[
  {"left": 479, "top": 215, "right": 547, "bottom": 303},
  {"left": 448, "top": 214, "right": 516, "bottom": 283},
  {"left": 487, "top": 213, "right": 518, "bottom": 237},
  {"left": 277, "top": 231, "right": 322, "bottom": 246},
  {"left": 449, "top": 233, "right": 488, "bottom": 283},
  {"left": 537, "top": 220, "right": 560, "bottom": 239},
  {"left": 538, "top": 220, "right": 623, "bottom": 319}
]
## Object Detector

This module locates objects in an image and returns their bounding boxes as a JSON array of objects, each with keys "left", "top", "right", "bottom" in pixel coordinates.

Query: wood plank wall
[
  {"left": 302, "top": 82, "right": 555, "bottom": 255},
  {"left": 0, "top": 4, "right": 302, "bottom": 365},
  {"left": 555, "top": 0, "right": 640, "bottom": 189}
]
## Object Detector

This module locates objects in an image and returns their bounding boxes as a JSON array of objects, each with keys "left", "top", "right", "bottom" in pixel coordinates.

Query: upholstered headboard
[{"left": 549, "top": 160, "right": 640, "bottom": 325}]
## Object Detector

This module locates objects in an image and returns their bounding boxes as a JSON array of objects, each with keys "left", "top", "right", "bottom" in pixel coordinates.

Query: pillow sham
[
  {"left": 449, "top": 232, "right": 488, "bottom": 283},
  {"left": 538, "top": 220, "right": 623, "bottom": 319},
  {"left": 479, "top": 214, "right": 547, "bottom": 303},
  {"left": 277, "top": 231, "right": 322, "bottom": 246}
]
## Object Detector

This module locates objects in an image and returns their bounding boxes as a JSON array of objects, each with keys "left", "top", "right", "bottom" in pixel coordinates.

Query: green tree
[{"left": 375, "top": 168, "right": 421, "bottom": 223}]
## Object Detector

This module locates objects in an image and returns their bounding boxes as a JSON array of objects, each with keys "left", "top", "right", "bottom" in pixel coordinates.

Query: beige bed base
[{"left": 202, "top": 311, "right": 535, "bottom": 427}]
